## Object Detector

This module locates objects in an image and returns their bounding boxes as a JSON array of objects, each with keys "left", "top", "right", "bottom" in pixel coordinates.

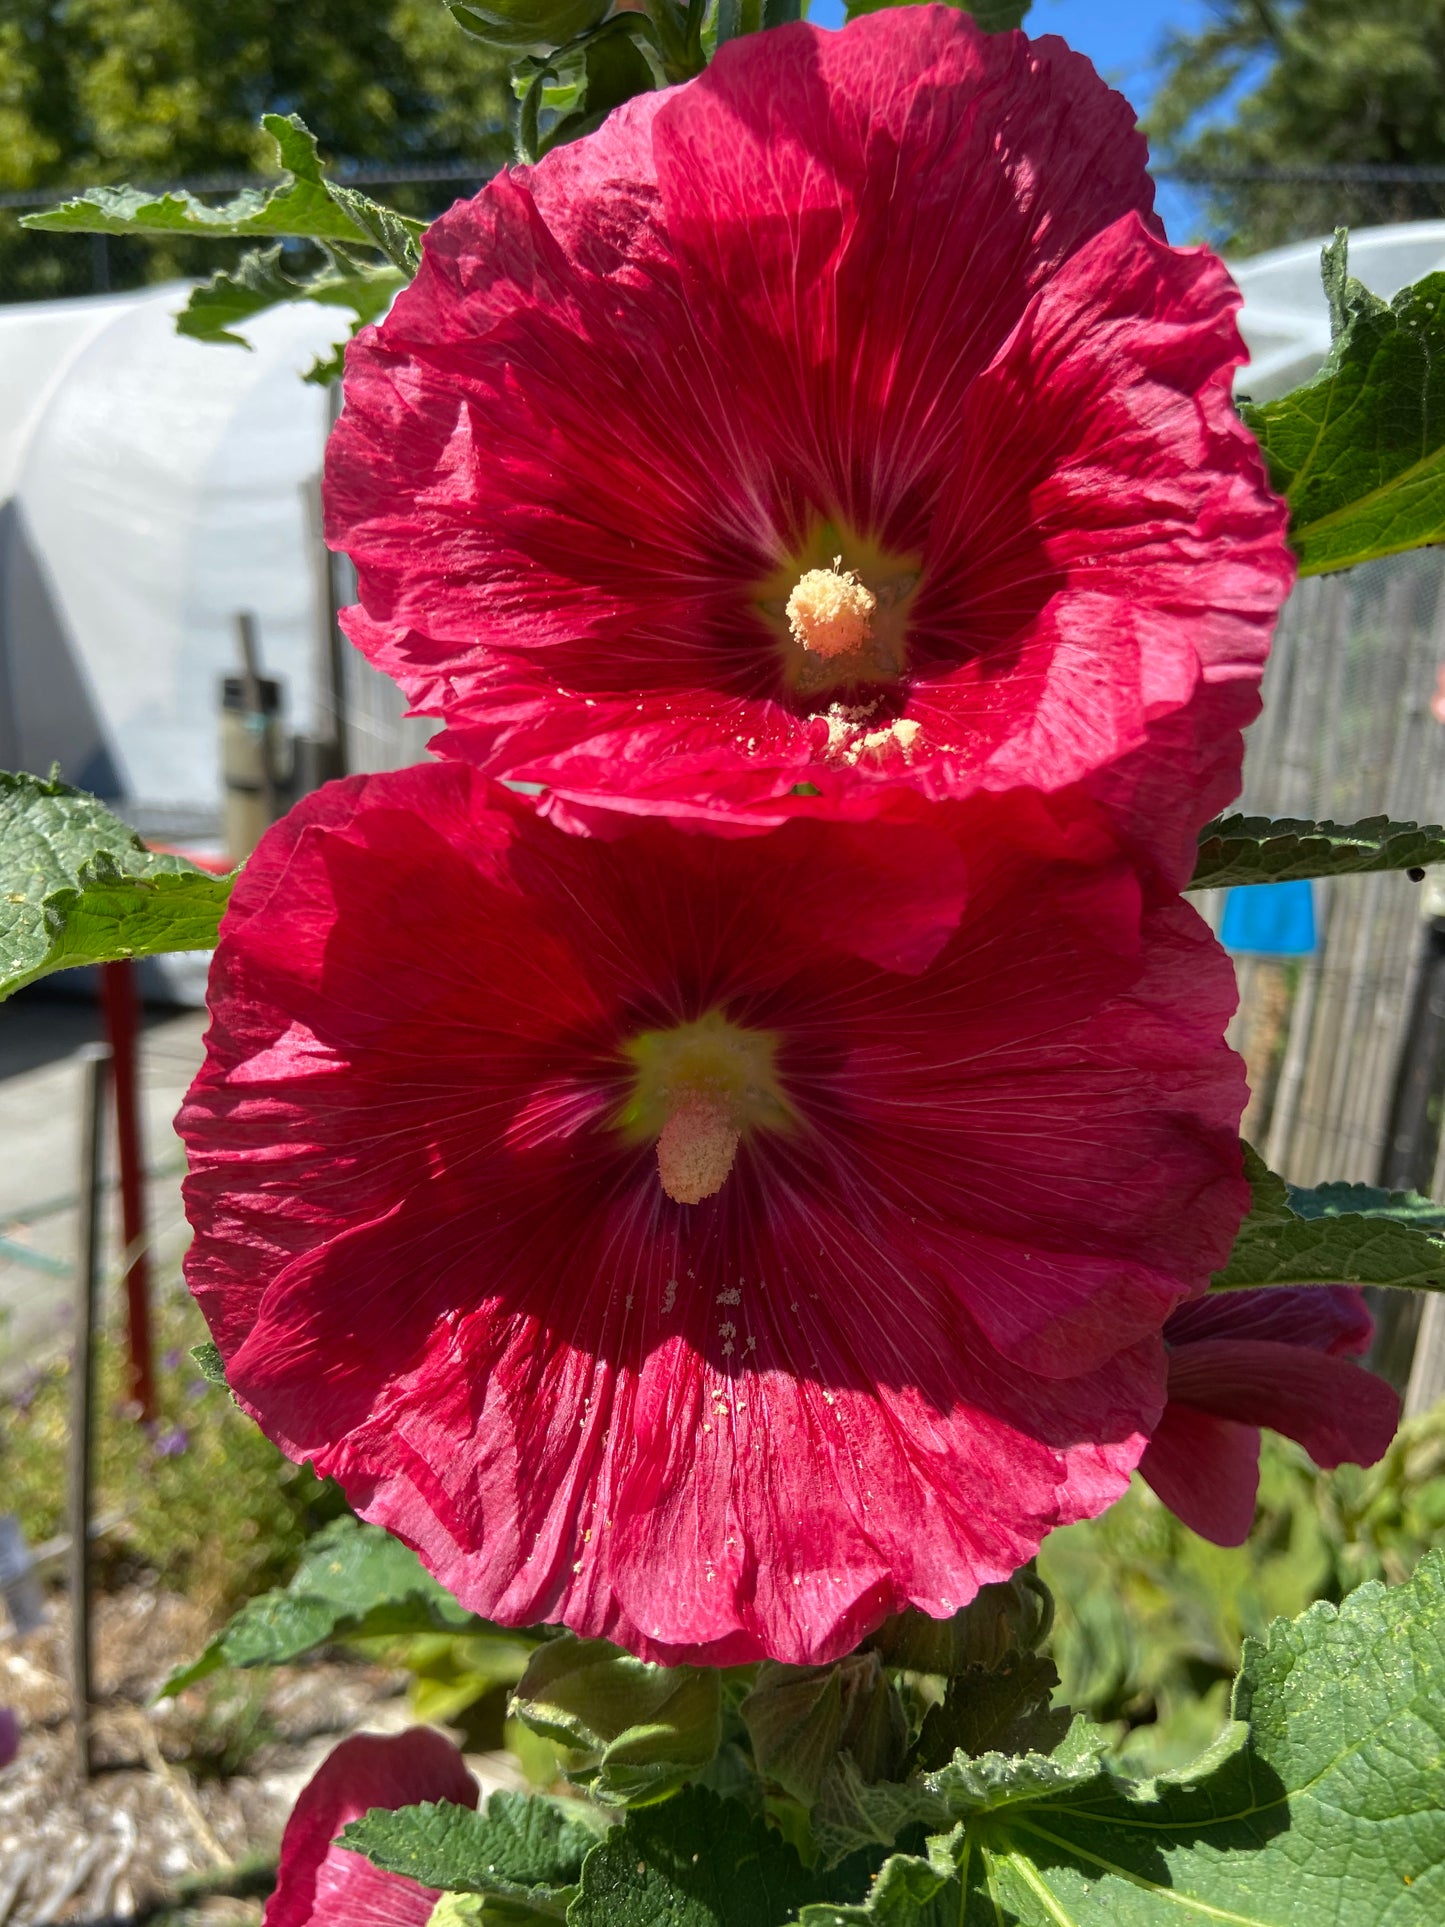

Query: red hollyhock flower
[
  {"left": 325, "top": 7, "right": 1290, "bottom": 880},
  {"left": 264, "top": 1729, "right": 477, "bottom": 1927},
  {"left": 1139, "top": 1286, "right": 1400, "bottom": 1545},
  {"left": 181, "top": 763, "right": 1248, "bottom": 1666}
]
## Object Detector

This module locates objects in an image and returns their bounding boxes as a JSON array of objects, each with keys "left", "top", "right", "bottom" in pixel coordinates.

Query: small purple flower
[
  {"left": 153, "top": 1426, "right": 190, "bottom": 1459},
  {"left": 162, "top": 1348, "right": 184, "bottom": 1372}
]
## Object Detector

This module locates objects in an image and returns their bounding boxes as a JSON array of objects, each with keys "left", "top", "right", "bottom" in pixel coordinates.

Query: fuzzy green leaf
[
  {"left": 913, "top": 1657, "right": 1070, "bottom": 1773},
  {"left": 321, "top": 184, "right": 424, "bottom": 273},
  {"left": 0, "top": 770, "right": 231, "bottom": 1000},
  {"left": 159, "top": 1516, "right": 476, "bottom": 1694},
  {"left": 1242, "top": 234, "right": 1445, "bottom": 576},
  {"left": 189, "top": 1341, "right": 229, "bottom": 1388},
  {"left": 1214, "top": 1144, "right": 1445, "bottom": 1292},
  {"left": 569, "top": 1785, "right": 866, "bottom": 1926},
  {"left": 21, "top": 113, "right": 370, "bottom": 243},
  {"left": 1189, "top": 813, "right": 1445, "bottom": 889},
  {"left": 342, "top": 1790, "right": 601, "bottom": 1911},
  {"left": 176, "top": 243, "right": 404, "bottom": 362},
  {"left": 795, "top": 1551, "right": 1445, "bottom": 1923}
]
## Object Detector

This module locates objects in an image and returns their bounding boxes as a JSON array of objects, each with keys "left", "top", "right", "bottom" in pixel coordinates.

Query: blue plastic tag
[{"left": 1220, "top": 879, "right": 1317, "bottom": 957}]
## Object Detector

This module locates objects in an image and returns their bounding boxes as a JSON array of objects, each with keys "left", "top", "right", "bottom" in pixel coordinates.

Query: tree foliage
[
  {"left": 1149, "top": 0, "right": 1445, "bottom": 250},
  {"left": 0, "top": 0, "right": 508, "bottom": 301}
]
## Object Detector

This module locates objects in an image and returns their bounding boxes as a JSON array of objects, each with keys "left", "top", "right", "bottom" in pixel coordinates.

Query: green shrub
[
  {"left": 2, "top": 1293, "right": 337, "bottom": 1619},
  {"left": 1041, "top": 1401, "right": 1445, "bottom": 1771}
]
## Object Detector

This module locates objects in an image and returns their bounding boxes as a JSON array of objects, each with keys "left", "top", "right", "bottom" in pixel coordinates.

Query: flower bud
[
  {"left": 740, "top": 1653, "right": 907, "bottom": 1806},
  {"left": 509, "top": 1634, "right": 722, "bottom": 1805},
  {"left": 866, "top": 1569, "right": 1055, "bottom": 1675},
  {"left": 449, "top": 0, "right": 613, "bottom": 53}
]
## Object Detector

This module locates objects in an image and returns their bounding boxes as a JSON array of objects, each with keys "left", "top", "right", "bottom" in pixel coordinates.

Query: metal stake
[
  {"left": 69, "top": 1043, "right": 111, "bottom": 1780},
  {"left": 236, "top": 611, "right": 280, "bottom": 828},
  {"left": 101, "top": 962, "right": 155, "bottom": 1419}
]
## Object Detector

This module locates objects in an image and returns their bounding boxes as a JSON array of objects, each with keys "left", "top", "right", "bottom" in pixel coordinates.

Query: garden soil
[{"left": 0, "top": 1579, "right": 523, "bottom": 1922}]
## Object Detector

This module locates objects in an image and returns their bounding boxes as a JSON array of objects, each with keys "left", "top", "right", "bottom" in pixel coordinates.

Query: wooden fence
[
  {"left": 1198, "top": 550, "right": 1445, "bottom": 1398},
  {"left": 1205, "top": 551, "right": 1445, "bottom": 1176}
]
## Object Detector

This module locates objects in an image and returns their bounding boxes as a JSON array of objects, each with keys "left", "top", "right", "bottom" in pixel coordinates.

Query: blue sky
[
  {"left": 807, "top": 3, "right": 1211, "bottom": 112},
  {"left": 1001, "top": 1, "right": 1211, "bottom": 112}
]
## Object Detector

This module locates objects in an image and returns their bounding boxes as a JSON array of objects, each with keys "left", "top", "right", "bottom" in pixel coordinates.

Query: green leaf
[
  {"left": 569, "top": 25, "right": 657, "bottom": 143},
  {"left": 844, "top": 0, "right": 1028, "bottom": 27},
  {"left": 21, "top": 113, "right": 372, "bottom": 244},
  {"left": 742, "top": 1655, "right": 905, "bottom": 1809},
  {"left": 430, "top": 1896, "right": 570, "bottom": 1927},
  {"left": 321, "top": 185, "right": 425, "bottom": 274},
  {"left": 446, "top": 0, "right": 612, "bottom": 56},
  {"left": 21, "top": 112, "right": 421, "bottom": 375},
  {"left": 912, "top": 1657, "right": 1070, "bottom": 1773},
  {"left": 1189, "top": 812, "right": 1445, "bottom": 889},
  {"left": 1242, "top": 233, "right": 1445, "bottom": 575},
  {"left": 568, "top": 1785, "right": 864, "bottom": 1926},
  {"left": 714, "top": 0, "right": 765, "bottom": 45},
  {"left": 189, "top": 1341, "right": 229, "bottom": 1388},
  {"left": 427, "top": 1898, "right": 487, "bottom": 1927},
  {"left": 175, "top": 243, "right": 405, "bottom": 382},
  {"left": 396, "top": 1626, "right": 539, "bottom": 1726},
  {"left": 341, "top": 1790, "right": 602, "bottom": 1913},
  {"left": 176, "top": 243, "right": 404, "bottom": 364},
  {"left": 519, "top": 15, "right": 659, "bottom": 162},
  {"left": 159, "top": 1516, "right": 476, "bottom": 1694},
  {"left": 795, "top": 1550, "right": 1445, "bottom": 1923},
  {"left": 0, "top": 770, "right": 232, "bottom": 1001},
  {"left": 1214, "top": 1144, "right": 1445, "bottom": 1292},
  {"left": 510, "top": 1634, "right": 722, "bottom": 1806}
]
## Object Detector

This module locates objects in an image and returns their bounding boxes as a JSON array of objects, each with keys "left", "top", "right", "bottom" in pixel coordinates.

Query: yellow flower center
[
  {"left": 756, "top": 522, "right": 920, "bottom": 699},
  {"left": 656, "top": 1094, "right": 741, "bottom": 1206},
  {"left": 786, "top": 558, "right": 877, "bottom": 659},
  {"left": 618, "top": 1011, "right": 790, "bottom": 1206}
]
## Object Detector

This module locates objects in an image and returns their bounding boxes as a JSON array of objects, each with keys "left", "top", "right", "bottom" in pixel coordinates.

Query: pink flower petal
[
  {"left": 1163, "top": 1336, "right": 1400, "bottom": 1471},
  {"left": 1165, "top": 1283, "right": 1375, "bottom": 1357},
  {"left": 183, "top": 764, "right": 1248, "bottom": 1664},
  {"left": 1138, "top": 1404, "right": 1263, "bottom": 1547},
  {"left": 265, "top": 1729, "right": 477, "bottom": 1927},
  {"left": 325, "top": 10, "right": 1291, "bottom": 865}
]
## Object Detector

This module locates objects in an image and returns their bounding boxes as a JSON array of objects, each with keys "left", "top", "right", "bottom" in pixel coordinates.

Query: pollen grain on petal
[
  {"left": 657, "top": 1093, "right": 741, "bottom": 1205},
  {"left": 786, "top": 560, "right": 877, "bottom": 659}
]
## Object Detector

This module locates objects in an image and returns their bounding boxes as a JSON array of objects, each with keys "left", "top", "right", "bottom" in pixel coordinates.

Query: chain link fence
[
  {"left": 4, "top": 161, "right": 1445, "bottom": 304},
  {"left": 1155, "top": 164, "right": 1445, "bottom": 256}
]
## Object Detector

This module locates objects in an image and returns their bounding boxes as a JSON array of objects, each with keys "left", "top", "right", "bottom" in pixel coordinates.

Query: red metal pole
[{"left": 100, "top": 960, "right": 156, "bottom": 1419}]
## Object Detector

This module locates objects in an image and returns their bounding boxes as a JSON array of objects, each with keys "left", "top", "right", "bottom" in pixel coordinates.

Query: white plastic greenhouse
[
  {"left": 0, "top": 220, "right": 1442, "bottom": 837},
  {"left": 0, "top": 285, "right": 345, "bottom": 840},
  {"left": 1231, "top": 220, "right": 1445, "bottom": 399}
]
